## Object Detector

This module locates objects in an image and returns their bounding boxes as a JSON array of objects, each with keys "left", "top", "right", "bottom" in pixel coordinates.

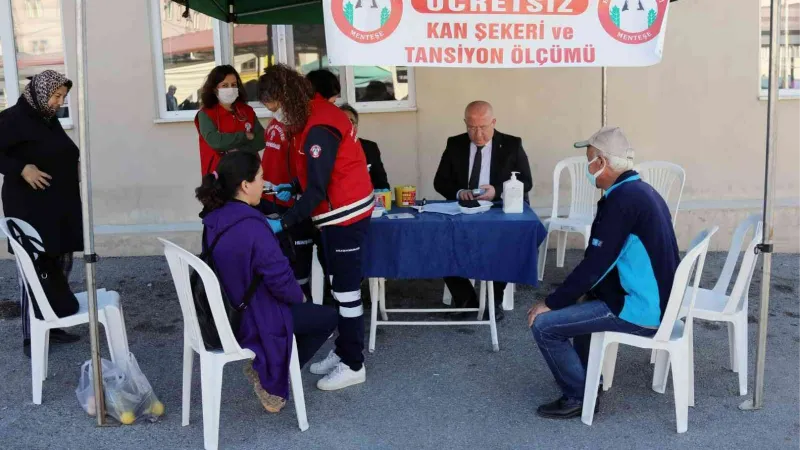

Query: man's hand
[
  {"left": 527, "top": 301, "right": 552, "bottom": 327},
  {"left": 21, "top": 164, "right": 51, "bottom": 190},
  {"left": 246, "top": 132, "right": 255, "bottom": 140},
  {"left": 477, "top": 184, "right": 496, "bottom": 201},
  {"left": 458, "top": 189, "right": 474, "bottom": 201}
]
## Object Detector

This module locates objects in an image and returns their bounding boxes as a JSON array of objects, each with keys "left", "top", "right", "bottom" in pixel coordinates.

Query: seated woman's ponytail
[{"left": 195, "top": 152, "right": 261, "bottom": 212}]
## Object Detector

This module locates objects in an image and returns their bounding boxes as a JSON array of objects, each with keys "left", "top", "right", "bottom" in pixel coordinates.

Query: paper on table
[
  {"left": 419, "top": 202, "right": 461, "bottom": 215},
  {"left": 386, "top": 213, "right": 416, "bottom": 220}
]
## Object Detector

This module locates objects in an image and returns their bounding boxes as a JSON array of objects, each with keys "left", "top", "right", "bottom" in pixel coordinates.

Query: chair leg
[
  {"left": 601, "top": 342, "right": 619, "bottom": 391},
  {"left": 687, "top": 322, "right": 695, "bottom": 407},
  {"left": 199, "top": 354, "right": 224, "bottom": 450},
  {"left": 477, "top": 281, "right": 486, "bottom": 321},
  {"left": 670, "top": 348, "right": 689, "bottom": 434},
  {"left": 442, "top": 283, "right": 452, "bottom": 306},
  {"left": 650, "top": 349, "right": 657, "bottom": 364},
  {"left": 289, "top": 337, "right": 310, "bottom": 431},
  {"left": 42, "top": 328, "right": 51, "bottom": 380},
  {"left": 502, "top": 284, "right": 514, "bottom": 311},
  {"left": 538, "top": 231, "right": 550, "bottom": 281},
  {"left": 102, "top": 305, "right": 132, "bottom": 368},
  {"left": 487, "top": 283, "right": 499, "bottom": 352},
  {"left": 182, "top": 339, "right": 193, "bottom": 427},
  {"left": 652, "top": 350, "right": 670, "bottom": 394},
  {"left": 31, "top": 325, "right": 46, "bottom": 404},
  {"left": 556, "top": 231, "right": 568, "bottom": 268},
  {"left": 369, "top": 279, "right": 379, "bottom": 353},
  {"left": 378, "top": 278, "right": 388, "bottom": 321},
  {"left": 581, "top": 333, "right": 606, "bottom": 426},
  {"left": 735, "top": 316, "right": 748, "bottom": 396},
  {"left": 727, "top": 322, "right": 737, "bottom": 373}
]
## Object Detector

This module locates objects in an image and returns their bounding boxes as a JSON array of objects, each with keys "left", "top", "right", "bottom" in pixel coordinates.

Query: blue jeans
[{"left": 531, "top": 300, "right": 656, "bottom": 401}]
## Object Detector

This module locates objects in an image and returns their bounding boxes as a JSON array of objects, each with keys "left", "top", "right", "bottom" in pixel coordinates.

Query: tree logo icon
[
  {"left": 599, "top": 0, "right": 669, "bottom": 44},
  {"left": 332, "top": 0, "right": 403, "bottom": 44}
]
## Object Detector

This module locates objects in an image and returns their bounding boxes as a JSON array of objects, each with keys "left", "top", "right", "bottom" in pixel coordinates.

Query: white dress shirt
[{"left": 468, "top": 140, "right": 492, "bottom": 187}]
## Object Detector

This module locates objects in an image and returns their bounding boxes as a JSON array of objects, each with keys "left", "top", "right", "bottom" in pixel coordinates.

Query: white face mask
[
  {"left": 585, "top": 156, "right": 605, "bottom": 187},
  {"left": 217, "top": 87, "right": 238, "bottom": 105}
]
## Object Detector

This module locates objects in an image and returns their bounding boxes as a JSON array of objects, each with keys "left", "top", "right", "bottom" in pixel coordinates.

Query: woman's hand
[
  {"left": 21, "top": 164, "right": 52, "bottom": 190},
  {"left": 246, "top": 132, "right": 255, "bottom": 141}
]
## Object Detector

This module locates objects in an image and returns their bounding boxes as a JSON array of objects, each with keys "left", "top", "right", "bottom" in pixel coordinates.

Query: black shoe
[
  {"left": 50, "top": 328, "right": 80, "bottom": 343},
  {"left": 536, "top": 396, "right": 600, "bottom": 419}
]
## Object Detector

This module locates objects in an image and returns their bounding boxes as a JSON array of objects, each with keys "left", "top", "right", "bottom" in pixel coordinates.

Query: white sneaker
[
  {"left": 309, "top": 350, "right": 341, "bottom": 375},
  {"left": 316, "top": 362, "right": 366, "bottom": 391}
]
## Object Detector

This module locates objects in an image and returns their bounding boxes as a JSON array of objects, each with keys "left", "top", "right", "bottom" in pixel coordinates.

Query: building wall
[{"left": 1, "top": 0, "right": 797, "bottom": 259}]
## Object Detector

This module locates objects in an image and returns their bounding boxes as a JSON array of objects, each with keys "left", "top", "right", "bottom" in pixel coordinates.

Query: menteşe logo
[
  {"left": 598, "top": 0, "right": 668, "bottom": 44},
  {"left": 332, "top": 0, "right": 403, "bottom": 44}
]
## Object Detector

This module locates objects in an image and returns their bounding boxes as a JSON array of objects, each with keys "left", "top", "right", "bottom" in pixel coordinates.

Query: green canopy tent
[{"left": 74, "top": 0, "right": 782, "bottom": 424}]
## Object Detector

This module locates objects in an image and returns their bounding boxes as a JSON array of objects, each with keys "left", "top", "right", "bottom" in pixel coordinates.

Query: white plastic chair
[
  {"left": 654, "top": 215, "right": 762, "bottom": 396},
  {"left": 634, "top": 161, "right": 686, "bottom": 226},
  {"left": 159, "top": 239, "right": 308, "bottom": 450},
  {"left": 0, "top": 218, "right": 130, "bottom": 405},
  {"left": 538, "top": 156, "right": 599, "bottom": 281},
  {"left": 581, "top": 226, "right": 718, "bottom": 434}
]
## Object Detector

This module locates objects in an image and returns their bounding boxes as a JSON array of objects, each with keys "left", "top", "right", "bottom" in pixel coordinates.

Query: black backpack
[
  {"left": 191, "top": 218, "right": 263, "bottom": 350},
  {"left": 7, "top": 221, "right": 78, "bottom": 320}
]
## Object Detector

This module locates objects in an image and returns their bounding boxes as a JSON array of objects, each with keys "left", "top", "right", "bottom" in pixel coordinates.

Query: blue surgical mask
[{"left": 585, "top": 156, "right": 605, "bottom": 187}]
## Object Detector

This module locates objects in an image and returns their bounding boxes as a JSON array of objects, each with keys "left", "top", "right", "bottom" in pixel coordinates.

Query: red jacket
[
  {"left": 261, "top": 118, "right": 294, "bottom": 206},
  {"left": 194, "top": 102, "right": 257, "bottom": 175},
  {"left": 288, "top": 96, "right": 373, "bottom": 228}
]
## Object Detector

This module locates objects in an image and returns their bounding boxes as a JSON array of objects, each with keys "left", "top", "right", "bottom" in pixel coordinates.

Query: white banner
[{"left": 323, "top": 0, "right": 671, "bottom": 68}]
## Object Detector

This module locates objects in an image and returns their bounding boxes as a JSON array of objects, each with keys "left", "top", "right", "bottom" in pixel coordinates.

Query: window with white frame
[
  {"left": 0, "top": 0, "right": 71, "bottom": 122},
  {"left": 151, "top": 1, "right": 415, "bottom": 121},
  {"left": 153, "top": 0, "right": 219, "bottom": 120},
  {"left": 760, "top": 0, "right": 800, "bottom": 98},
  {"left": 287, "top": 24, "right": 414, "bottom": 110}
]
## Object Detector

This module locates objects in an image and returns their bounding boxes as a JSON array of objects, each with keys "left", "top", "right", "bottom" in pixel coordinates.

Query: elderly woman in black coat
[{"left": 0, "top": 70, "right": 83, "bottom": 356}]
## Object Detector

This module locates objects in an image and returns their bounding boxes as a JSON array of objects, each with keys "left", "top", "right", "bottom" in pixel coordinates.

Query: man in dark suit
[
  {"left": 340, "top": 103, "right": 390, "bottom": 190},
  {"left": 434, "top": 100, "right": 533, "bottom": 320}
]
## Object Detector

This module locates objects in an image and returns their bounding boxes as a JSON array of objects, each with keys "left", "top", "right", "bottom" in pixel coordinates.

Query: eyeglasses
[{"left": 466, "top": 125, "right": 493, "bottom": 133}]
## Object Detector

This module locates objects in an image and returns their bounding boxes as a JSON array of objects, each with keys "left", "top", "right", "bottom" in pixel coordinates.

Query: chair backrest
[
  {"left": 0, "top": 218, "right": 60, "bottom": 322},
  {"left": 634, "top": 161, "right": 686, "bottom": 227},
  {"left": 159, "top": 238, "right": 248, "bottom": 357},
  {"left": 653, "top": 225, "right": 719, "bottom": 342},
  {"left": 551, "top": 156, "right": 598, "bottom": 220},
  {"left": 712, "top": 215, "right": 763, "bottom": 314}
]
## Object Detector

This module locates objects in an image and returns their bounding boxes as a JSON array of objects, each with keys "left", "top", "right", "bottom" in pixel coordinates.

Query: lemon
[
  {"left": 149, "top": 401, "right": 165, "bottom": 417},
  {"left": 119, "top": 412, "right": 136, "bottom": 425}
]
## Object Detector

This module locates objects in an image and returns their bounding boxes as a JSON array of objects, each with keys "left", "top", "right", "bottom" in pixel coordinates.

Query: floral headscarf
[{"left": 22, "top": 70, "right": 72, "bottom": 119}]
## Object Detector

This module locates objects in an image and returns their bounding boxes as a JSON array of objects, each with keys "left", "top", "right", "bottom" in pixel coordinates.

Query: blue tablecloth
[{"left": 362, "top": 203, "right": 547, "bottom": 286}]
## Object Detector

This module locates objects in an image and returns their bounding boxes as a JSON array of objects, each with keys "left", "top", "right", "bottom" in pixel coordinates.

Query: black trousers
[
  {"left": 444, "top": 277, "right": 506, "bottom": 309},
  {"left": 320, "top": 218, "right": 370, "bottom": 371},
  {"left": 290, "top": 302, "right": 338, "bottom": 368}
]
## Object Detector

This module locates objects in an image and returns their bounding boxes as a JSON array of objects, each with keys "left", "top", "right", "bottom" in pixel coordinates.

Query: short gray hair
[{"left": 597, "top": 149, "right": 635, "bottom": 172}]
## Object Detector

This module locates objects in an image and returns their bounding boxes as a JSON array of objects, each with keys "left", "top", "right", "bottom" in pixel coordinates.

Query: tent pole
[
  {"left": 228, "top": 4, "right": 235, "bottom": 64},
  {"left": 76, "top": 0, "right": 105, "bottom": 425},
  {"left": 740, "top": 0, "right": 781, "bottom": 412},
  {"left": 601, "top": 67, "right": 607, "bottom": 127}
]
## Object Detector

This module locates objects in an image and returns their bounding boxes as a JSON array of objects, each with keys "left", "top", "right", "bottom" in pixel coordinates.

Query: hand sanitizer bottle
[{"left": 503, "top": 171, "right": 524, "bottom": 214}]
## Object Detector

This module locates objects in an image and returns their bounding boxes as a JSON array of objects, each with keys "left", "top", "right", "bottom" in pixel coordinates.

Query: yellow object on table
[
  {"left": 374, "top": 190, "right": 392, "bottom": 211},
  {"left": 394, "top": 185, "right": 417, "bottom": 207}
]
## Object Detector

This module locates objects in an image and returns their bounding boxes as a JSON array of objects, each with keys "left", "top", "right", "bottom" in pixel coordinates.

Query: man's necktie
[{"left": 468, "top": 145, "right": 484, "bottom": 190}]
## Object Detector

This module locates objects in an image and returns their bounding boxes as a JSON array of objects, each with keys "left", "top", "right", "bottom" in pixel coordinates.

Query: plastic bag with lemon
[{"left": 76, "top": 353, "right": 164, "bottom": 425}]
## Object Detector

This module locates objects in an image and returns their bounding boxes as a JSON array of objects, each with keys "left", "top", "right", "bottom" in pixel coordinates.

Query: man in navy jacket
[{"left": 528, "top": 127, "right": 679, "bottom": 419}]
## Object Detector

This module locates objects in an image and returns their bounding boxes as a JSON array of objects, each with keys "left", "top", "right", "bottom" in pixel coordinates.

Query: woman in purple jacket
[{"left": 195, "top": 151, "right": 337, "bottom": 413}]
